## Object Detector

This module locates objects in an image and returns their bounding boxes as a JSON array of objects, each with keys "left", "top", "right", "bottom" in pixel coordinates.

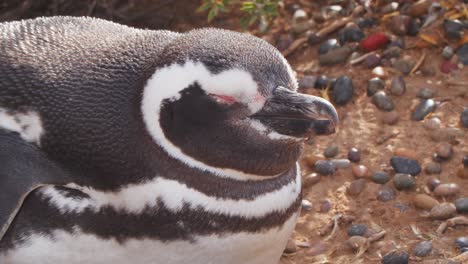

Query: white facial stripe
[
  {"left": 248, "top": 119, "right": 301, "bottom": 141},
  {"left": 0, "top": 108, "right": 44, "bottom": 144},
  {"left": 41, "top": 163, "right": 301, "bottom": 218},
  {"left": 142, "top": 61, "right": 269, "bottom": 181},
  {"left": 1, "top": 213, "right": 298, "bottom": 264}
]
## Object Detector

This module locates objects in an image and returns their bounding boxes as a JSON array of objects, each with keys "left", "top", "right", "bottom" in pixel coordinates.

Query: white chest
[{"left": 1, "top": 213, "right": 297, "bottom": 264}]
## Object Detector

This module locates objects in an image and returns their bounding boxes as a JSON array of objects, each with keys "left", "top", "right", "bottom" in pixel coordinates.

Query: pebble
[
  {"left": 307, "top": 241, "right": 327, "bottom": 256},
  {"left": 331, "top": 159, "right": 351, "bottom": 169},
  {"left": 457, "top": 167, "right": 468, "bottom": 179},
  {"left": 429, "top": 127, "right": 463, "bottom": 143},
  {"left": 382, "top": 250, "right": 409, "bottom": 264},
  {"left": 416, "top": 88, "right": 435, "bottom": 99},
  {"left": 365, "top": 54, "right": 381, "bottom": 68},
  {"left": 444, "top": 19, "right": 464, "bottom": 39},
  {"left": 390, "top": 76, "right": 406, "bottom": 96},
  {"left": 455, "top": 237, "right": 468, "bottom": 248},
  {"left": 412, "top": 99, "right": 436, "bottom": 121},
  {"left": 430, "top": 202, "right": 457, "bottom": 220},
  {"left": 378, "top": 186, "right": 397, "bottom": 202},
  {"left": 332, "top": 76, "right": 354, "bottom": 105},
  {"left": 381, "top": 111, "right": 400, "bottom": 125},
  {"left": 298, "top": 75, "right": 317, "bottom": 89},
  {"left": 347, "top": 148, "right": 361, "bottom": 163},
  {"left": 383, "top": 46, "right": 402, "bottom": 59},
  {"left": 393, "top": 173, "right": 415, "bottom": 190},
  {"left": 433, "top": 183, "right": 460, "bottom": 197},
  {"left": 413, "top": 241, "right": 432, "bottom": 257},
  {"left": 303, "top": 173, "right": 321, "bottom": 188},
  {"left": 360, "top": 33, "right": 389, "bottom": 52},
  {"left": 319, "top": 45, "right": 354, "bottom": 66},
  {"left": 314, "top": 160, "right": 337, "bottom": 176},
  {"left": 292, "top": 9, "right": 308, "bottom": 24},
  {"left": 390, "top": 156, "right": 421, "bottom": 176},
  {"left": 347, "top": 224, "right": 368, "bottom": 237},
  {"left": 390, "top": 15, "right": 412, "bottom": 36},
  {"left": 393, "top": 58, "right": 414, "bottom": 75},
  {"left": 372, "top": 91, "right": 395, "bottom": 112},
  {"left": 425, "top": 162, "right": 441, "bottom": 174},
  {"left": 457, "top": 44, "right": 468, "bottom": 65},
  {"left": 304, "top": 154, "right": 323, "bottom": 167},
  {"left": 455, "top": 197, "right": 468, "bottom": 213},
  {"left": 464, "top": 156, "right": 468, "bottom": 167},
  {"left": 423, "top": 117, "right": 441, "bottom": 130},
  {"left": 426, "top": 177, "right": 441, "bottom": 191},
  {"left": 408, "top": 18, "right": 421, "bottom": 36},
  {"left": 442, "top": 46, "right": 454, "bottom": 60},
  {"left": 372, "top": 66, "right": 388, "bottom": 78},
  {"left": 352, "top": 165, "right": 369, "bottom": 178},
  {"left": 461, "top": 108, "right": 468, "bottom": 128},
  {"left": 301, "top": 199, "right": 313, "bottom": 210},
  {"left": 356, "top": 17, "right": 376, "bottom": 29},
  {"left": 372, "top": 171, "right": 390, "bottom": 184},
  {"left": 440, "top": 60, "right": 458, "bottom": 74},
  {"left": 412, "top": 194, "right": 439, "bottom": 210},
  {"left": 338, "top": 27, "right": 365, "bottom": 44},
  {"left": 381, "top": 2, "right": 399, "bottom": 14},
  {"left": 315, "top": 75, "right": 334, "bottom": 89},
  {"left": 318, "top": 39, "right": 340, "bottom": 55},
  {"left": 348, "top": 179, "right": 367, "bottom": 196},
  {"left": 284, "top": 239, "right": 297, "bottom": 254},
  {"left": 409, "top": 0, "right": 431, "bottom": 17},
  {"left": 393, "top": 148, "right": 418, "bottom": 160},
  {"left": 435, "top": 142, "right": 453, "bottom": 160},
  {"left": 367, "top": 77, "right": 385, "bottom": 96},
  {"left": 324, "top": 145, "right": 339, "bottom": 158},
  {"left": 275, "top": 34, "right": 294, "bottom": 52},
  {"left": 346, "top": 236, "right": 367, "bottom": 250},
  {"left": 319, "top": 199, "right": 332, "bottom": 213}
]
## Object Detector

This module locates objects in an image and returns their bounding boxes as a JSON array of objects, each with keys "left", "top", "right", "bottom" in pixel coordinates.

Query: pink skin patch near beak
[{"left": 209, "top": 94, "right": 237, "bottom": 104}]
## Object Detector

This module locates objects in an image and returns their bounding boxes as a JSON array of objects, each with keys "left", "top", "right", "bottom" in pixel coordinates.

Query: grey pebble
[
  {"left": 367, "top": 77, "right": 385, "bottom": 96},
  {"left": 425, "top": 162, "right": 441, "bottom": 174},
  {"left": 301, "top": 199, "right": 313, "bottom": 211},
  {"left": 416, "top": 88, "right": 435, "bottom": 99},
  {"left": 324, "top": 145, "right": 339, "bottom": 158},
  {"left": 372, "top": 91, "right": 395, "bottom": 112},
  {"left": 461, "top": 108, "right": 468, "bottom": 128},
  {"left": 455, "top": 237, "right": 468, "bottom": 248},
  {"left": 454, "top": 197, "right": 468, "bottom": 213},
  {"left": 319, "top": 45, "right": 354, "bottom": 66},
  {"left": 314, "top": 160, "right": 337, "bottom": 175},
  {"left": 348, "top": 179, "right": 367, "bottom": 196},
  {"left": 442, "top": 46, "right": 454, "bottom": 60},
  {"left": 383, "top": 46, "right": 402, "bottom": 59},
  {"left": 378, "top": 186, "right": 396, "bottom": 202},
  {"left": 413, "top": 241, "right": 432, "bottom": 257},
  {"left": 382, "top": 250, "right": 409, "bottom": 264},
  {"left": 331, "top": 159, "right": 351, "bottom": 169},
  {"left": 390, "top": 76, "right": 406, "bottom": 96},
  {"left": 332, "top": 76, "right": 354, "bottom": 105},
  {"left": 298, "top": 75, "right": 317, "bottom": 89},
  {"left": 347, "top": 224, "right": 368, "bottom": 237},
  {"left": 412, "top": 99, "right": 436, "bottom": 121},
  {"left": 393, "top": 173, "right": 415, "bottom": 190},
  {"left": 444, "top": 19, "right": 464, "bottom": 39},
  {"left": 318, "top": 39, "right": 341, "bottom": 55},
  {"left": 456, "top": 44, "right": 468, "bottom": 65},
  {"left": 372, "top": 171, "right": 390, "bottom": 184},
  {"left": 393, "top": 58, "right": 414, "bottom": 75},
  {"left": 390, "top": 156, "right": 421, "bottom": 176},
  {"left": 430, "top": 202, "right": 457, "bottom": 220},
  {"left": 365, "top": 54, "right": 381, "bottom": 68},
  {"left": 347, "top": 148, "right": 361, "bottom": 163}
]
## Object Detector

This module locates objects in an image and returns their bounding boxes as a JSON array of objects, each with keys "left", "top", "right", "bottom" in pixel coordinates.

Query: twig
[
  {"left": 410, "top": 52, "right": 426, "bottom": 74},
  {"left": 436, "top": 216, "right": 468, "bottom": 234},
  {"left": 349, "top": 51, "right": 377, "bottom": 65},
  {"left": 324, "top": 214, "right": 342, "bottom": 241},
  {"left": 282, "top": 37, "right": 307, "bottom": 57}
]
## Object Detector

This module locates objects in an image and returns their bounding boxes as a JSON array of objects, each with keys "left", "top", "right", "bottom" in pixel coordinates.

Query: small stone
[
  {"left": 332, "top": 76, "right": 354, "bottom": 105},
  {"left": 381, "top": 111, "right": 400, "bottom": 125},
  {"left": 393, "top": 148, "right": 418, "bottom": 160},
  {"left": 412, "top": 194, "right": 439, "bottom": 210},
  {"left": 435, "top": 142, "right": 453, "bottom": 160},
  {"left": 382, "top": 250, "right": 409, "bottom": 264},
  {"left": 303, "top": 173, "right": 321, "bottom": 188},
  {"left": 455, "top": 197, "right": 468, "bottom": 213},
  {"left": 307, "top": 241, "right": 327, "bottom": 256},
  {"left": 425, "top": 162, "right": 441, "bottom": 174},
  {"left": 416, "top": 88, "right": 435, "bottom": 99},
  {"left": 319, "top": 45, "right": 354, "bottom": 66},
  {"left": 348, "top": 179, "right": 367, "bottom": 196},
  {"left": 390, "top": 76, "right": 406, "bottom": 96},
  {"left": 464, "top": 156, "right": 468, "bottom": 167},
  {"left": 393, "top": 173, "right": 415, "bottom": 190},
  {"left": 455, "top": 237, "right": 468, "bottom": 248},
  {"left": 409, "top": 0, "right": 431, "bottom": 17},
  {"left": 298, "top": 75, "right": 317, "bottom": 89},
  {"left": 444, "top": 19, "right": 464, "bottom": 39},
  {"left": 423, "top": 117, "right": 441, "bottom": 130},
  {"left": 372, "top": 171, "right": 390, "bottom": 184},
  {"left": 413, "top": 241, "right": 432, "bottom": 257},
  {"left": 393, "top": 58, "right": 414, "bottom": 75},
  {"left": 346, "top": 236, "right": 367, "bottom": 250},
  {"left": 426, "top": 177, "right": 441, "bottom": 191},
  {"left": 412, "top": 99, "right": 436, "bottom": 121},
  {"left": 430, "top": 202, "right": 457, "bottom": 220},
  {"left": 324, "top": 145, "right": 339, "bottom": 158},
  {"left": 408, "top": 18, "right": 421, "bottom": 36},
  {"left": 456, "top": 44, "right": 468, "bottom": 65},
  {"left": 319, "top": 199, "right": 332, "bottom": 213},
  {"left": 457, "top": 167, "right": 468, "bottom": 179},
  {"left": 315, "top": 75, "right": 334, "bottom": 89},
  {"left": 360, "top": 33, "right": 389, "bottom": 52},
  {"left": 352, "top": 164, "right": 369, "bottom": 178},
  {"left": 442, "top": 46, "right": 454, "bottom": 60},
  {"left": 372, "top": 66, "right": 388, "bottom": 78},
  {"left": 440, "top": 60, "right": 458, "bottom": 74},
  {"left": 275, "top": 34, "right": 294, "bottom": 52},
  {"left": 303, "top": 154, "right": 323, "bottom": 167},
  {"left": 347, "top": 148, "right": 361, "bottom": 163},
  {"left": 365, "top": 54, "right": 381, "bottom": 68},
  {"left": 433, "top": 183, "right": 460, "bottom": 197},
  {"left": 301, "top": 199, "right": 313, "bottom": 210},
  {"left": 347, "top": 224, "right": 368, "bottom": 237},
  {"left": 381, "top": 2, "right": 399, "bottom": 14},
  {"left": 356, "top": 17, "right": 376, "bottom": 29},
  {"left": 331, "top": 159, "right": 351, "bottom": 169},
  {"left": 372, "top": 91, "right": 395, "bottom": 112},
  {"left": 318, "top": 39, "right": 341, "bottom": 55},
  {"left": 378, "top": 186, "right": 397, "bottom": 202},
  {"left": 390, "top": 15, "right": 412, "bottom": 36},
  {"left": 429, "top": 127, "right": 463, "bottom": 143},
  {"left": 292, "top": 9, "right": 308, "bottom": 24},
  {"left": 338, "top": 27, "right": 365, "bottom": 44},
  {"left": 383, "top": 46, "right": 402, "bottom": 59},
  {"left": 314, "top": 160, "right": 337, "bottom": 176},
  {"left": 367, "top": 77, "right": 385, "bottom": 96},
  {"left": 461, "top": 108, "right": 468, "bottom": 128},
  {"left": 284, "top": 238, "right": 297, "bottom": 254},
  {"left": 390, "top": 156, "right": 421, "bottom": 176}
]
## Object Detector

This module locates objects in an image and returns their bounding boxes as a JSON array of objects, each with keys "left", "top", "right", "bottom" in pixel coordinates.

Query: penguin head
[{"left": 142, "top": 29, "right": 338, "bottom": 180}]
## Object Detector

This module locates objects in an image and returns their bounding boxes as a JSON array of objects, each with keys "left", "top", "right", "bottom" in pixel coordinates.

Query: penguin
[{"left": 0, "top": 16, "right": 338, "bottom": 264}]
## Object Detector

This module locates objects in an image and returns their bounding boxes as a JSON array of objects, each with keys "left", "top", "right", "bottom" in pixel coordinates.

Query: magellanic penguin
[{"left": 0, "top": 17, "right": 338, "bottom": 264}]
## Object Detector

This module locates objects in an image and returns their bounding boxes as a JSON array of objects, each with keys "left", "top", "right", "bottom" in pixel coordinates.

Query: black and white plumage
[{"left": 0, "top": 17, "right": 338, "bottom": 264}]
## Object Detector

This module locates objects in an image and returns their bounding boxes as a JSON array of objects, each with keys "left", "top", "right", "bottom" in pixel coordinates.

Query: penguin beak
[{"left": 251, "top": 87, "right": 339, "bottom": 138}]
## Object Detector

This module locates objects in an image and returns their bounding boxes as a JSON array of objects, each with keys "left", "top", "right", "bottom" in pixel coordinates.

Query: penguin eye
[{"left": 208, "top": 94, "right": 237, "bottom": 104}]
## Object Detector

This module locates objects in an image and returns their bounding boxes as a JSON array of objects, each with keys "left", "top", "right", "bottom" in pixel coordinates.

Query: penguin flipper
[{"left": 0, "top": 130, "right": 71, "bottom": 241}]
